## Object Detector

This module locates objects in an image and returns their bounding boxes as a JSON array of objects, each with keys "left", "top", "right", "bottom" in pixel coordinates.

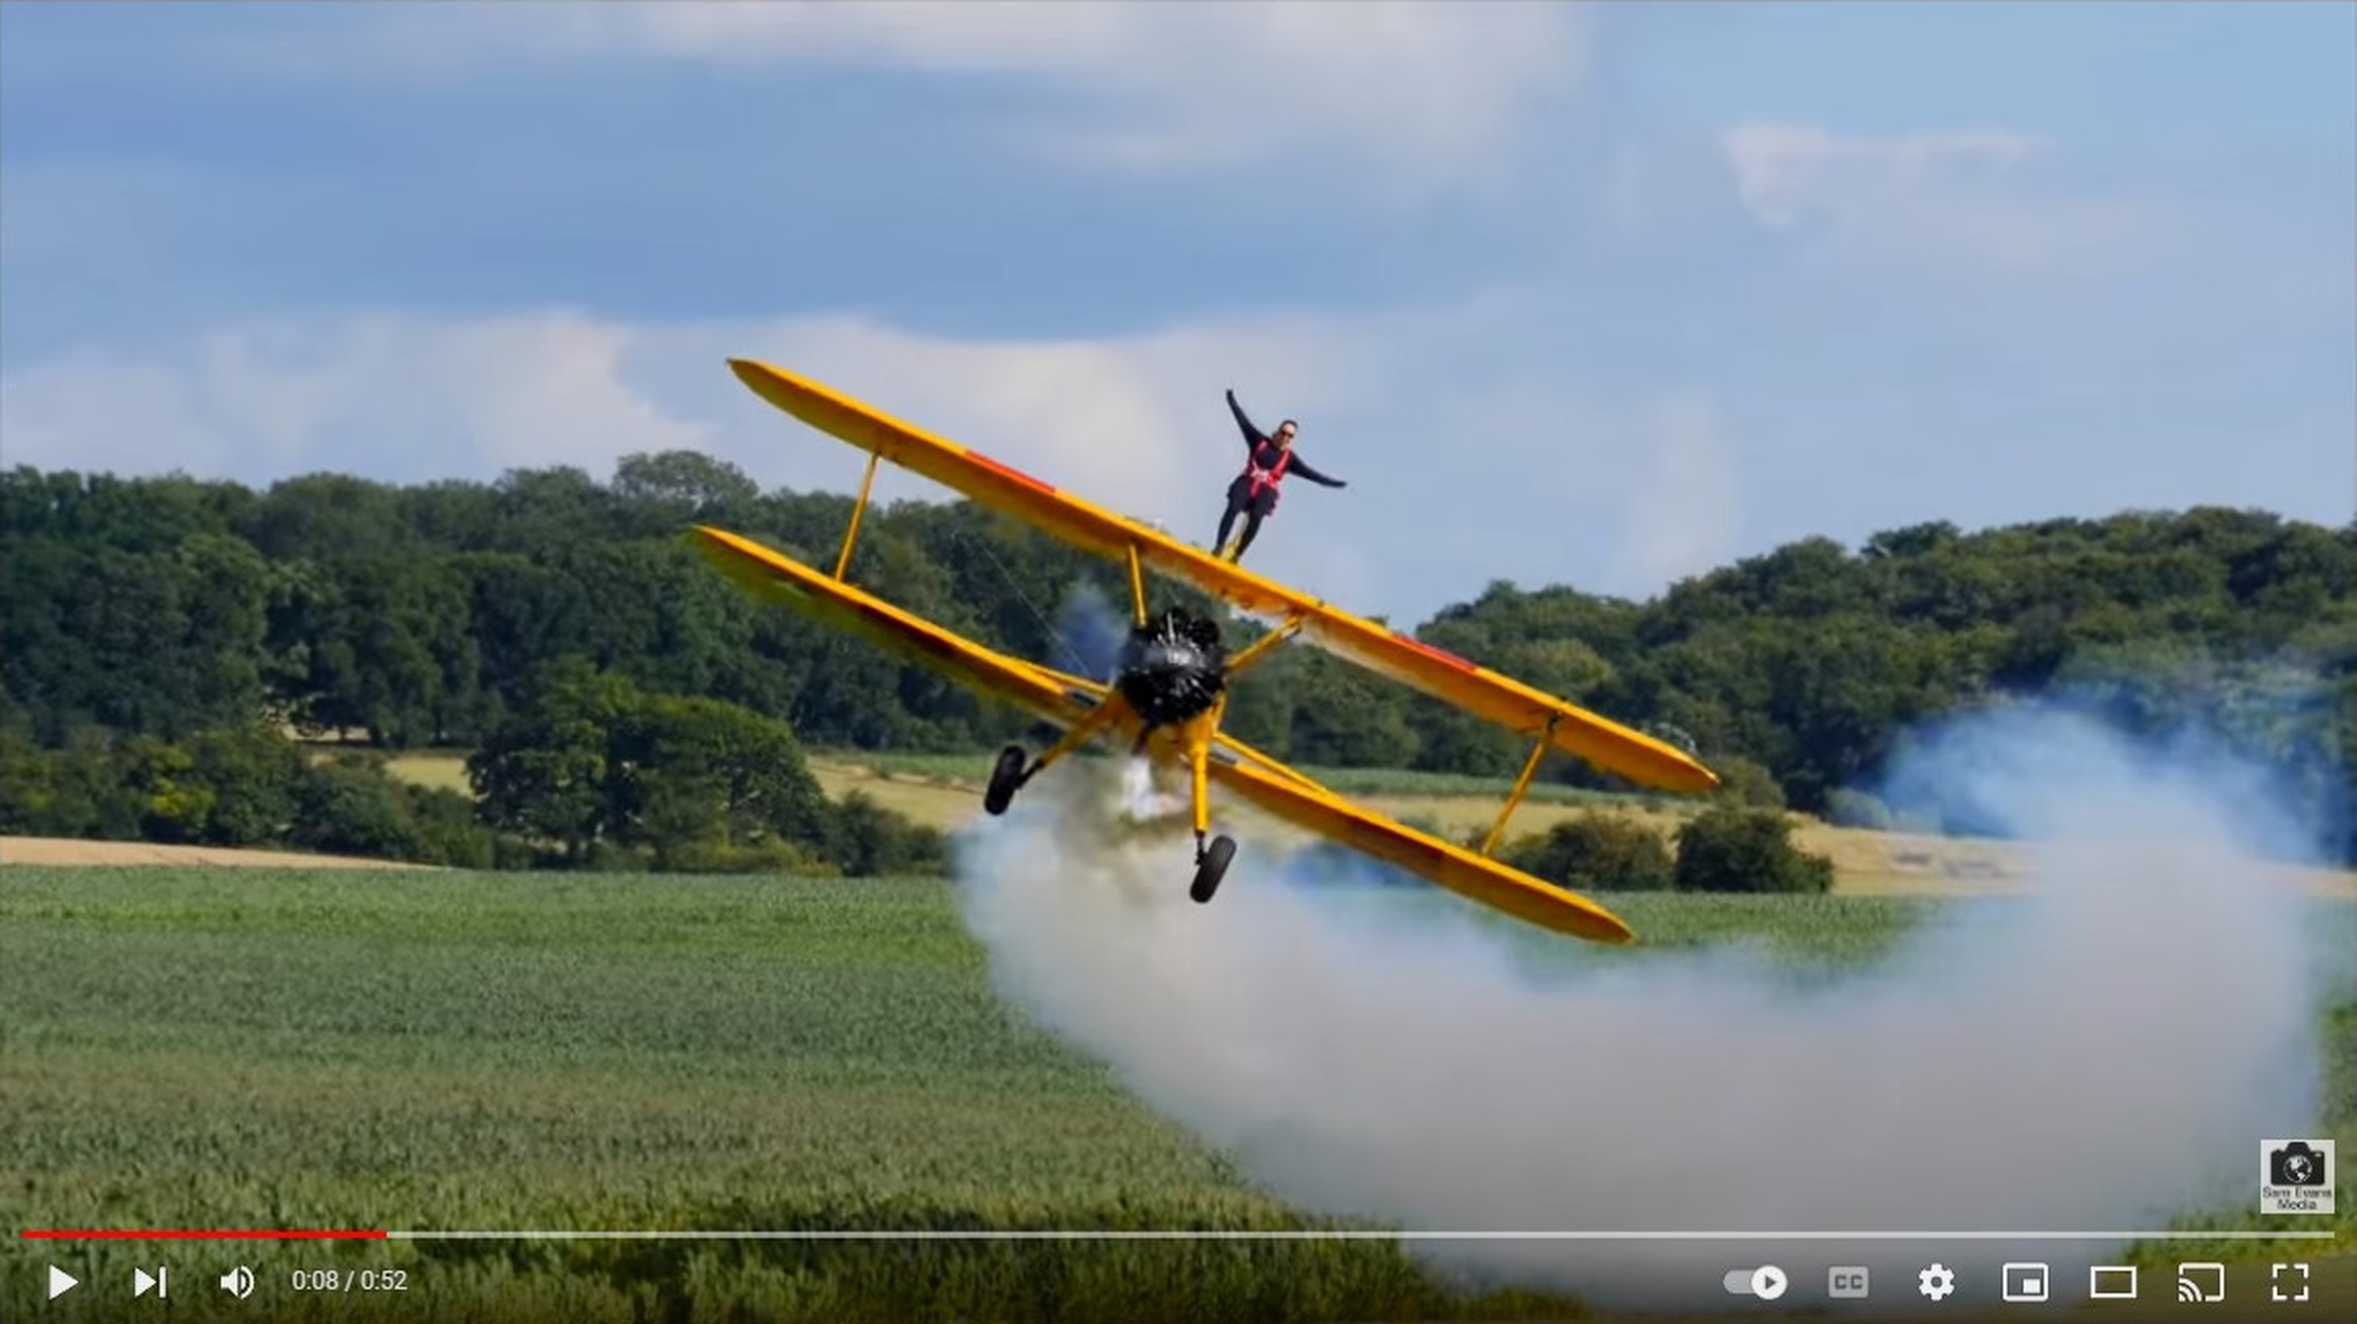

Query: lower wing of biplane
[{"left": 690, "top": 526, "right": 1641, "bottom": 943}]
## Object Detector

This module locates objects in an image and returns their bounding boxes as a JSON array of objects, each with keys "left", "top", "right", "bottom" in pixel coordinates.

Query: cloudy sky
[{"left": 4, "top": 2, "right": 2351, "bottom": 620}]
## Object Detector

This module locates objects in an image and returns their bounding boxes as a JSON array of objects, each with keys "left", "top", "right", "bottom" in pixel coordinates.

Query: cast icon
[{"left": 2176, "top": 1261, "right": 2225, "bottom": 1304}]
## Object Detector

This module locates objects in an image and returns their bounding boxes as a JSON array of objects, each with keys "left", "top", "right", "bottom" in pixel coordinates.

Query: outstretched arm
[
  {"left": 1287, "top": 453, "right": 1346, "bottom": 488},
  {"left": 1225, "top": 389, "right": 1264, "bottom": 449}
]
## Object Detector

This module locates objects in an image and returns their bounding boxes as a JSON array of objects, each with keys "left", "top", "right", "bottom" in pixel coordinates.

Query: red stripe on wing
[
  {"left": 966, "top": 451, "right": 1058, "bottom": 495},
  {"left": 1392, "top": 631, "right": 1478, "bottom": 672}
]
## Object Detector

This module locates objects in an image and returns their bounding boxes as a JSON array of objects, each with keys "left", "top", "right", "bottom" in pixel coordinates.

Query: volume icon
[{"left": 219, "top": 1265, "right": 256, "bottom": 1299}]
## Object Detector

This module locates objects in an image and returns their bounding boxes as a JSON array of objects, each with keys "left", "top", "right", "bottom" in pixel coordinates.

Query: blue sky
[{"left": 3, "top": 2, "right": 2350, "bottom": 621}]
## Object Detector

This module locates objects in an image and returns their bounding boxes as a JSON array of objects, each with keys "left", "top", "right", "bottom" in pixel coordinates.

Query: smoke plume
[{"left": 954, "top": 707, "right": 2347, "bottom": 1306}]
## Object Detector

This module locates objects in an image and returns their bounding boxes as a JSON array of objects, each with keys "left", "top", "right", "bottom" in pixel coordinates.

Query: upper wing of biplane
[
  {"left": 689, "top": 523, "right": 1633, "bottom": 943},
  {"left": 728, "top": 357, "right": 1718, "bottom": 795}
]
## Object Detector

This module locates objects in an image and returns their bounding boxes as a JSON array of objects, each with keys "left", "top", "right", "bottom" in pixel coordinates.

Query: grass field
[{"left": 3, "top": 866, "right": 2349, "bottom": 1321}]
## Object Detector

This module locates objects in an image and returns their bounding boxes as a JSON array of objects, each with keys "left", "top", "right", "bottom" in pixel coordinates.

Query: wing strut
[
  {"left": 834, "top": 452, "right": 882, "bottom": 580},
  {"left": 1004, "top": 689, "right": 1134, "bottom": 794},
  {"left": 1224, "top": 612, "right": 1305, "bottom": 677},
  {"left": 1125, "top": 543, "right": 1149, "bottom": 626},
  {"left": 1481, "top": 717, "right": 1559, "bottom": 857}
]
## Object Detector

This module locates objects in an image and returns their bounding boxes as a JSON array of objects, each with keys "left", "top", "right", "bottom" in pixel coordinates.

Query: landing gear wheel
[
  {"left": 984, "top": 745, "right": 1027, "bottom": 816},
  {"left": 1190, "top": 835, "right": 1236, "bottom": 904}
]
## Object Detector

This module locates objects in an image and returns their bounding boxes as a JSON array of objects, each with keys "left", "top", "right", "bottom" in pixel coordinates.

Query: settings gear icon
[{"left": 1917, "top": 1263, "right": 1958, "bottom": 1301}]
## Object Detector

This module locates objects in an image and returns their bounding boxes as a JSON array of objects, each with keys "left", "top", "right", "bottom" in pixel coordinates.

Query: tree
[
  {"left": 825, "top": 792, "right": 951, "bottom": 876},
  {"left": 1285, "top": 652, "right": 1420, "bottom": 767},
  {"left": 612, "top": 451, "right": 761, "bottom": 531},
  {"left": 469, "top": 660, "right": 632, "bottom": 859},
  {"left": 1503, "top": 813, "right": 1674, "bottom": 891},
  {"left": 1674, "top": 808, "right": 1834, "bottom": 893},
  {"left": 619, "top": 690, "right": 832, "bottom": 850},
  {"left": 0, "top": 536, "right": 274, "bottom": 741},
  {"left": 278, "top": 555, "right": 476, "bottom": 745},
  {"left": 293, "top": 757, "right": 430, "bottom": 860},
  {"left": 183, "top": 724, "right": 309, "bottom": 844},
  {"left": 468, "top": 660, "right": 861, "bottom": 870},
  {"left": 239, "top": 473, "right": 407, "bottom": 563},
  {"left": 278, "top": 755, "right": 491, "bottom": 865}
]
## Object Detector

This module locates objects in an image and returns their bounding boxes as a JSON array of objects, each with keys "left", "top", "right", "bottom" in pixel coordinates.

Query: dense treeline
[
  {"left": 0, "top": 685, "right": 946, "bottom": 875},
  {"left": 4, "top": 456, "right": 2352, "bottom": 857},
  {"left": 0, "top": 721, "right": 504, "bottom": 866}
]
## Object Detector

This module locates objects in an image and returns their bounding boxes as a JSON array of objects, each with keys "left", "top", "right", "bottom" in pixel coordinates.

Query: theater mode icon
[{"left": 2087, "top": 1264, "right": 2139, "bottom": 1300}]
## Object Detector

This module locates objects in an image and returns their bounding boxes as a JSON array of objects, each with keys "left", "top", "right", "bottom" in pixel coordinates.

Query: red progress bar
[{"left": 22, "top": 1229, "right": 386, "bottom": 1241}]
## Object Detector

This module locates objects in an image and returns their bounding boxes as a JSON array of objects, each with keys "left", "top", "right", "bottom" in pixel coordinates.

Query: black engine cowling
[{"left": 1115, "top": 609, "right": 1226, "bottom": 728}]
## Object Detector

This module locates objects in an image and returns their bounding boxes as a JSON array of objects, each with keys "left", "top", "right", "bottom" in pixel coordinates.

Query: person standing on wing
[{"left": 1212, "top": 388, "right": 1346, "bottom": 563}]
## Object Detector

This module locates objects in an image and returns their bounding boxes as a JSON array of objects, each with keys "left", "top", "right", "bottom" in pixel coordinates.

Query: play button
[
  {"left": 1750, "top": 1265, "right": 1789, "bottom": 1301},
  {"left": 48, "top": 1265, "right": 79, "bottom": 1300}
]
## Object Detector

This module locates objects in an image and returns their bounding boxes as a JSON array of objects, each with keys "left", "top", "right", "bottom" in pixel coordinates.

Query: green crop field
[
  {"left": 813, "top": 748, "right": 1676, "bottom": 808},
  {"left": 3, "top": 867, "right": 2348, "bottom": 1322}
]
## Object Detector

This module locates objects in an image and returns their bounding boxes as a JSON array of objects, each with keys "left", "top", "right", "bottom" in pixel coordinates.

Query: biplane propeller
[{"left": 690, "top": 359, "right": 1719, "bottom": 944}]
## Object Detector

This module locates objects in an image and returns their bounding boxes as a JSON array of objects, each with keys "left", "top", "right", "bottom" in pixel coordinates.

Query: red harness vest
[{"left": 1242, "top": 444, "right": 1293, "bottom": 502}]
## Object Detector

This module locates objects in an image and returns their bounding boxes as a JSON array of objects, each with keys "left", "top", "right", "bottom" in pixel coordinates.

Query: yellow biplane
[{"left": 690, "top": 359, "right": 1718, "bottom": 944}]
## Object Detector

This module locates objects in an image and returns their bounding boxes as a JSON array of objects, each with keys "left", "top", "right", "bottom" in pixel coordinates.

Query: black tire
[
  {"left": 1190, "top": 835, "right": 1236, "bottom": 904},
  {"left": 984, "top": 745, "right": 1027, "bottom": 816}
]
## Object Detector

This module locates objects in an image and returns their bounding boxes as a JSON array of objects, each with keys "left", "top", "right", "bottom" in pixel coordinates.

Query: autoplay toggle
[{"left": 1724, "top": 1264, "right": 1790, "bottom": 1300}]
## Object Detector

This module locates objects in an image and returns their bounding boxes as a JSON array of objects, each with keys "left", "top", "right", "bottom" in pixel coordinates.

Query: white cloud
[
  {"left": 1, "top": 310, "right": 710, "bottom": 483},
  {"left": 1724, "top": 123, "right": 2048, "bottom": 228},
  {"left": 8, "top": 286, "right": 2345, "bottom": 622},
  {"left": 0, "top": 299, "right": 1719, "bottom": 619},
  {"left": 219, "top": 2, "right": 1591, "bottom": 186},
  {"left": 1720, "top": 121, "right": 2138, "bottom": 271}
]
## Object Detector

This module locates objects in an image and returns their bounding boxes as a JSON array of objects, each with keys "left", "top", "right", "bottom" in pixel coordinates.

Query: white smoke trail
[{"left": 953, "top": 709, "right": 2346, "bottom": 1308}]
